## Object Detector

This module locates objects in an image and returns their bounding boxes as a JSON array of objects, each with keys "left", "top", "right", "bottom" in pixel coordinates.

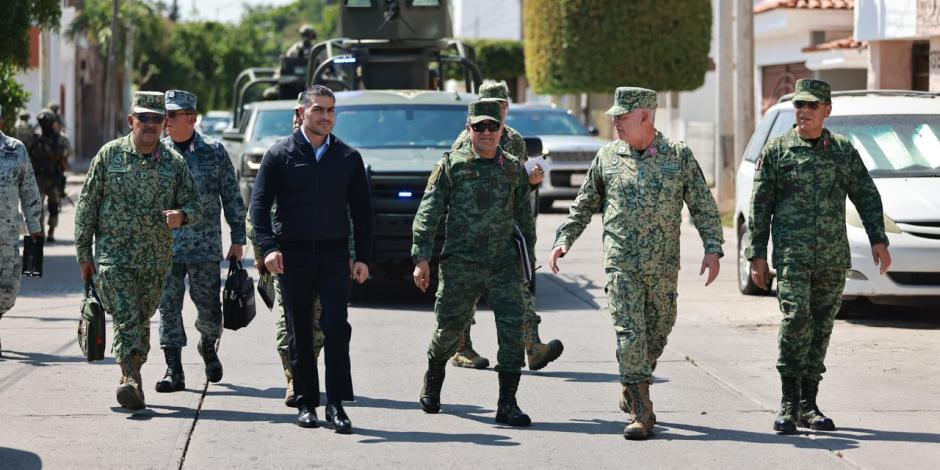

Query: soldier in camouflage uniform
[
  {"left": 414, "top": 100, "right": 535, "bottom": 427},
  {"left": 0, "top": 106, "right": 44, "bottom": 357},
  {"left": 449, "top": 80, "right": 563, "bottom": 372},
  {"left": 286, "top": 24, "right": 317, "bottom": 59},
  {"left": 27, "top": 109, "right": 69, "bottom": 243},
  {"left": 550, "top": 87, "right": 724, "bottom": 440},
  {"left": 154, "top": 90, "right": 246, "bottom": 393},
  {"left": 746, "top": 79, "right": 891, "bottom": 434},
  {"left": 14, "top": 111, "right": 34, "bottom": 143},
  {"left": 75, "top": 92, "right": 203, "bottom": 410}
]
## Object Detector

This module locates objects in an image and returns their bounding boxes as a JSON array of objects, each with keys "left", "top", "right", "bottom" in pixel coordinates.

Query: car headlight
[{"left": 846, "top": 205, "right": 901, "bottom": 234}]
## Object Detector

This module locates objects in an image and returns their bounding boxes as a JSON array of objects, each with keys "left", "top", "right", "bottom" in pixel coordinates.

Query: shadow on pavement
[
  {"left": 354, "top": 427, "right": 519, "bottom": 446},
  {"left": 842, "top": 302, "right": 940, "bottom": 330},
  {"left": 210, "top": 382, "right": 283, "bottom": 400},
  {"left": 527, "top": 370, "right": 623, "bottom": 383},
  {"left": 0, "top": 447, "right": 42, "bottom": 470},
  {"left": 0, "top": 350, "right": 111, "bottom": 367},
  {"left": 126, "top": 403, "right": 295, "bottom": 425},
  {"left": 654, "top": 421, "right": 940, "bottom": 449},
  {"left": 539, "top": 273, "right": 602, "bottom": 310}
]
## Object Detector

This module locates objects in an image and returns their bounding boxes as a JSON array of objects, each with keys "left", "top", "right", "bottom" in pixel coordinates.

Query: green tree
[
  {"left": 523, "top": 0, "right": 712, "bottom": 94},
  {"left": 0, "top": 0, "right": 61, "bottom": 131}
]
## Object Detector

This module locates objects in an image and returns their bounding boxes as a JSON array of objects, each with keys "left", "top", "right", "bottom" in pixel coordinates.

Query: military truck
[{"left": 226, "top": 0, "right": 539, "bottom": 286}]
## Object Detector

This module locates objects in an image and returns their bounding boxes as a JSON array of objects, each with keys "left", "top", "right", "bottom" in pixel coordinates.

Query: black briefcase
[
  {"left": 78, "top": 279, "right": 107, "bottom": 361},
  {"left": 223, "top": 257, "right": 256, "bottom": 330},
  {"left": 22, "top": 235, "right": 43, "bottom": 277}
]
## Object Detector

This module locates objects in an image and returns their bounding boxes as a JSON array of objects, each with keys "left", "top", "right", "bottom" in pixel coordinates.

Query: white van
[{"left": 734, "top": 91, "right": 940, "bottom": 308}]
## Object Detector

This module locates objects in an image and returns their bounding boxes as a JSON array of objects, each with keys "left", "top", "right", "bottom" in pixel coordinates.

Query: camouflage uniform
[
  {"left": 0, "top": 132, "right": 42, "bottom": 321},
  {"left": 746, "top": 79, "right": 887, "bottom": 432},
  {"left": 554, "top": 88, "right": 724, "bottom": 385},
  {"left": 27, "top": 110, "right": 69, "bottom": 239},
  {"left": 74, "top": 93, "right": 203, "bottom": 365},
  {"left": 157, "top": 91, "right": 246, "bottom": 351},
  {"left": 14, "top": 115, "right": 34, "bottom": 144}
]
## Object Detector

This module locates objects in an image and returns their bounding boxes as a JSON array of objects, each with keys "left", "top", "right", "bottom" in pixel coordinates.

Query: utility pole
[
  {"left": 733, "top": 0, "right": 755, "bottom": 179},
  {"left": 715, "top": 0, "right": 735, "bottom": 214},
  {"left": 102, "top": 0, "right": 120, "bottom": 141}
]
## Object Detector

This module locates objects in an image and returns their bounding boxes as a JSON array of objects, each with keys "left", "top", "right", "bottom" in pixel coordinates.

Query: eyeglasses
[
  {"left": 167, "top": 110, "right": 195, "bottom": 119},
  {"left": 471, "top": 121, "right": 500, "bottom": 133},
  {"left": 793, "top": 101, "right": 824, "bottom": 110},
  {"left": 135, "top": 113, "right": 165, "bottom": 124}
]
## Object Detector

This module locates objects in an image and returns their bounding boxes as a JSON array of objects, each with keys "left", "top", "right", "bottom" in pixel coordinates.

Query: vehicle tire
[
  {"left": 538, "top": 198, "right": 554, "bottom": 213},
  {"left": 738, "top": 226, "right": 771, "bottom": 295}
]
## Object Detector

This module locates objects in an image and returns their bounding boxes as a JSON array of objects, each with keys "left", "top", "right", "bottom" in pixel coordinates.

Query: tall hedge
[{"left": 523, "top": 0, "right": 712, "bottom": 94}]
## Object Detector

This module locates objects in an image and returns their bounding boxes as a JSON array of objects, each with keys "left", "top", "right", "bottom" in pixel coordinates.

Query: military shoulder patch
[{"left": 426, "top": 164, "right": 442, "bottom": 190}]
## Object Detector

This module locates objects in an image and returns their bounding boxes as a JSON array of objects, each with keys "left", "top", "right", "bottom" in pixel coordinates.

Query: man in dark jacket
[{"left": 250, "top": 85, "right": 373, "bottom": 434}]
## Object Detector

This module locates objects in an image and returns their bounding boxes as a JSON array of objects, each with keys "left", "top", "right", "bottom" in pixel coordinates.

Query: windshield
[
  {"left": 199, "top": 116, "right": 230, "bottom": 137},
  {"left": 505, "top": 110, "right": 589, "bottom": 136},
  {"left": 768, "top": 111, "right": 940, "bottom": 177},
  {"left": 250, "top": 109, "right": 295, "bottom": 145},
  {"left": 333, "top": 105, "right": 468, "bottom": 149}
]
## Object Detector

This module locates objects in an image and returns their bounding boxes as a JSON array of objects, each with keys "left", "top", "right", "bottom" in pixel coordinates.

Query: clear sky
[{"left": 179, "top": 0, "right": 297, "bottom": 24}]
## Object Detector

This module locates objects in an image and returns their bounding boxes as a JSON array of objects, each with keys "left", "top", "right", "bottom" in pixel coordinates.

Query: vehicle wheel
[
  {"left": 738, "top": 226, "right": 771, "bottom": 295},
  {"left": 538, "top": 198, "right": 554, "bottom": 213}
]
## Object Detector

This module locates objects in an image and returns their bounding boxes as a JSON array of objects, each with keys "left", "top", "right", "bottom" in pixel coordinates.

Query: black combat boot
[
  {"left": 773, "top": 376, "right": 801, "bottom": 434},
  {"left": 495, "top": 372, "right": 531, "bottom": 426},
  {"left": 419, "top": 360, "right": 446, "bottom": 413},
  {"left": 198, "top": 338, "right": 223, "bottom": 383},
  {"left": 155, "top": 348, "right": 185, "bottom": 393},
  {"left": 45, "top": 226, "right": 55, "bottom": 243},
  {"left": 798, "top": 379, "right": 836, "bottom": 431}
]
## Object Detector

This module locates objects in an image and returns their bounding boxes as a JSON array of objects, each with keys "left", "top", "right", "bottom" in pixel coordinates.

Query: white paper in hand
[{"left": 524, "top": 156, "right": 546, "bottom": 173}]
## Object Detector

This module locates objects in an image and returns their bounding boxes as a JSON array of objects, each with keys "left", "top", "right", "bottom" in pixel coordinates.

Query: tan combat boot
[
  {"left": 279, "top": 350, "right": 297, "bottom": 408},
  {"left": 523, "top": 323, "right": 564, "bottom": 371},
  {"left": 623, "top": 382, "right": 654, "bottom": 440},
  {"left": 116, "top": 354, "right": 145, "bottom": 410},
  {"left": 451, "top": 325, "right": 489, "bottom": 369}
]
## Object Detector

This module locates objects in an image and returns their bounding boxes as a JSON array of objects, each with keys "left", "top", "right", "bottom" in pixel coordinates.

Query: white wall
[
  {"left": 855, "top": 0, "right": 918, "bottom": 41},
  {"left": 452, "top": 0, "right": 521, "bottom": 40}
]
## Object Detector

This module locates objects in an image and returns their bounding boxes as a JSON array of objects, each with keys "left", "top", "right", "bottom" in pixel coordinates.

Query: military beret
[
  {"left": 165, "top": 90, "right": 197, "bottom": 111},
  {"left": 132, "top": 91, "right": 165, "bottom": 115},
  {"left": 606, "top": 87, "right": 658, "bottom": 116},
  {"left": 478, "top": 80, "right": 509, "bottom": 102},
  {"left": 792, "top": 78, "right": 831, "bottom": 103},
  {"left": 467, "top": 100, "right": 502, "bottom": 124}
]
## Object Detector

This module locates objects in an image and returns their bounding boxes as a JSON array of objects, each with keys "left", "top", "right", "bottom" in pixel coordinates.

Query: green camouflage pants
[
  {"left": 0, "top": 238, "right": 22, "bottom": 317},
  {"left": 605, "top": 269, "right": 679, "bottom": 384},
  {"left": 273, "top": 275, "right": 324, "bottom": 356},
  {"left": 428, "top": 259, "right": 525, "bottom": 373},
  {"left": 95, "top": 264, "right": 168, "bottom": 363},
  {"left": 36, "top": 175, "right": 60, "bottom": 230},
  {"left": 775, "top": 266, "right": 845, "bottom": 382},
  {"left": 467, "top": 284, "right": 540, "bottom": 341},
  {"left": 158, "top": 261, "right": 223, "bottom": 349}
]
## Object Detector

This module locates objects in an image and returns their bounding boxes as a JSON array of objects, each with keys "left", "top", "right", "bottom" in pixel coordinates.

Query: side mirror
[
  {"left": 523, "top": 136, "right": 543, "bottom": 158},
  {"left": 222, "top": 128, "right": 244, "bottom": 142},
  {"left": 587, "top": 126, "right": 599, "bottom": 136}
]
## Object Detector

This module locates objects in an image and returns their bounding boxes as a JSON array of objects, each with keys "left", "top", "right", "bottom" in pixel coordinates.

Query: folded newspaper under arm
[{"left": 512, "top": 225, "right": 534, "bottom": 284}]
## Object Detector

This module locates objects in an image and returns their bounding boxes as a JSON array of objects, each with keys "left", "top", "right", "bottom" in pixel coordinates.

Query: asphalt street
[{"left": 0, "top": 179, "right": 937, "bottom": 470}]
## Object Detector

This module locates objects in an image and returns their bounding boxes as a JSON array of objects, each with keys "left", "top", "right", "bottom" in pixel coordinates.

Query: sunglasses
[
  {"left": 471, "top": 121, "right": 501, "bottom": 133},
  {"left": 793, "top": 101, "right": 826, "bottom": 110},
  {"left": 135, "top": 113, "right": 165, "bottom": 124},
  {"left": 167, "top": 110, "right": 196, "bottom": 119}
]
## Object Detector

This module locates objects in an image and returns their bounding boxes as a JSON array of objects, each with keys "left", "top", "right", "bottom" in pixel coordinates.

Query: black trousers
[{"left": 279, "top": 240, "right": 353, "bottom": 407}]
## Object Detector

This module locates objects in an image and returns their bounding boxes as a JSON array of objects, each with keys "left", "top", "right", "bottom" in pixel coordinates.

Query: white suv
[{"left": 734, "top": 91, "right": 940, "bottom": 307}]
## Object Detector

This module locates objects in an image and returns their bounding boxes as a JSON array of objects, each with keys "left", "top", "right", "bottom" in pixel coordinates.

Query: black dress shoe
[
  {"left": 296, "top": 405, "right": 319, "bottom": 428},
  {"left": 325, "top": 402, "right": 352, "bottom": 434}
]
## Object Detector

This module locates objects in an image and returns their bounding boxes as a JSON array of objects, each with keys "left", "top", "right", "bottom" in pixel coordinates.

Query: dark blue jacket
[{"left": 250, "top": 129, "right": 373, "bottom": 262}]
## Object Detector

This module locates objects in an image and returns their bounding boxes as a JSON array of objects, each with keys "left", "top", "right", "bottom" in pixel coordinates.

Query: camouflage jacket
[
  {"left": 0, "top": 132, "right": 42, "bottom": 240},
  {"left": 554, "top": 131, "right": 724, "bottom": 273},
  {"left": 75, "top": 134, "right": 203, "bottom": 266},
  {"left": 27, "top": 132, "right": 69, "bottom": 177},
  {"left": 745, "top": 127, "right": 887, "bottom": 269},
  {"left": 412, "top": 145, "right": 535, "bottom": 265},
  {"left": 453, "top": 124, "right": 527, "bottom": 162},
  {"left": 162, "top": 132, "right": 246, "bottom": 262}
]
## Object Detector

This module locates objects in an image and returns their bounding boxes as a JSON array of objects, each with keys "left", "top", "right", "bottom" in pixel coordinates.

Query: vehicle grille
[
  {"left": 547, "top": 150, "right": 596, "bottom": 163},
  {"left": 887, "top": 272, "right": 940, "bottom": 286},
  {"left": 897, "top": 221, "right": 940, "bottom": 240},
  {"left": 549, "top": 169, "right": 587, "bottom": 188},
  {"left": 369, "top": 171, "right": 443, "bottom": 261}
]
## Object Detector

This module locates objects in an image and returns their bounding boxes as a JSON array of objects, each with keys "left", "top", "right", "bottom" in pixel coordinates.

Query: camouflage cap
[
  {"left": 132, "top": 91, "right": 165, "bottom": 115},
  {"left": 165, "top": 90, "right": 197, "bottom": 111},
  {"left": 478, "top": 80, "right": 509, "bottom": 102},
  {"left": 36, "top": 109, "right": 57, "bottom": 124},
  {"left": 605, "top": 86, "right": 657, "bottom": 116},
  {"left": 792, "top": 78, "right": 831, "bottom": 103},
  {"left": 47, "top": 101, "right": 60, "bottom": 112},
  {"left": 467, "top": 100, "right": 502, "bottom": 124},
  {"left": 19, "top": 110, "right": 30, "bottom": 118}
]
